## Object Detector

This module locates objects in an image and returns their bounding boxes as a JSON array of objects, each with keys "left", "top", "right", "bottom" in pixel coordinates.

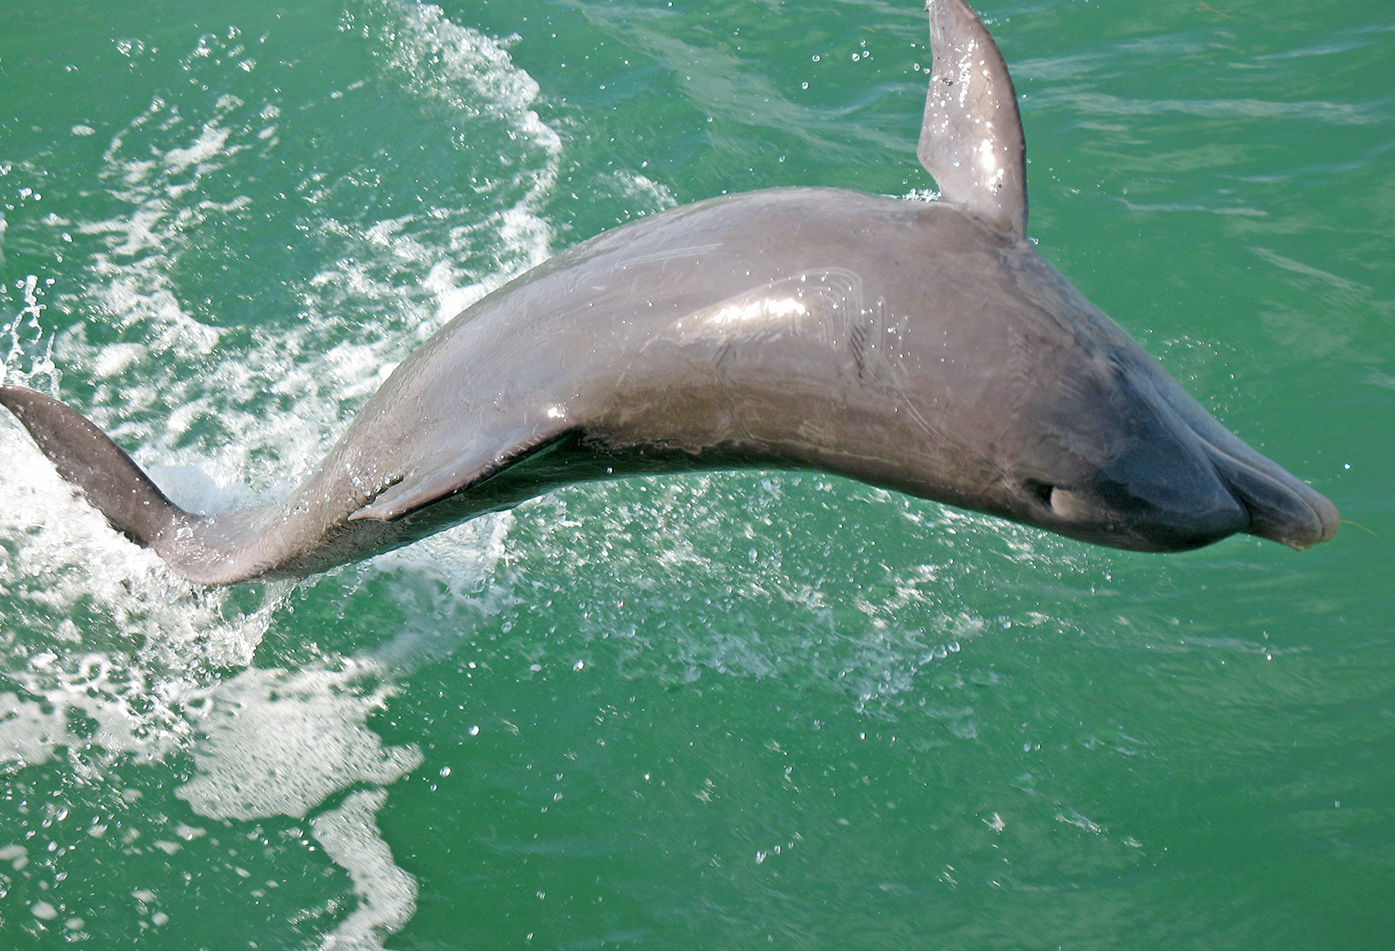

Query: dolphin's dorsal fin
[{"left": 917, "top": 0, "right": 1028, "bottom": 239}]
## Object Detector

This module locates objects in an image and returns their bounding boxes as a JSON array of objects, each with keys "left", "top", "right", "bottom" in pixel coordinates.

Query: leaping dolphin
[{"left": 0, "top": 0, "right": 1337, "bottom": 586}]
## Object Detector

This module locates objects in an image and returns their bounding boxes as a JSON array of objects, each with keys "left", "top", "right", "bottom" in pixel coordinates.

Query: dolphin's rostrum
[{"left": 0, "top": 0, "right": 1338, "bottom": 585}]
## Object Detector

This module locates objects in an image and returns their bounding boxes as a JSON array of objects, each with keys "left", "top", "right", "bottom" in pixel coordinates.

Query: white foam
[
  {"left": 1, "top": 2, "right": 566, "bottom": 947},
  {"left": 0, "top": 692, "right": 75, "bottom": 768},
  {"left": 90, "top": 341, "right": 147, "bottom": 378},
  {"left": 371, "top": 0, "right": 562, "bottom": 275},
  {"left": 176, "top": 663, "right": 423, "bottom": 821},
  {"left": 614, "top": 170, "right": 678, "bottom": 212},
  {"left": 311, "top": 790, "right": 419, "bottom": 951},
  {"left": 164, "top": 122, "right": 234, "bottom": 178}
]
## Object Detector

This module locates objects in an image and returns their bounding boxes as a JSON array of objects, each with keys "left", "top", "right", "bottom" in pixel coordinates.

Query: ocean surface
[{"left": 1, "top": 2, "right": 1391, "bottom": 948}]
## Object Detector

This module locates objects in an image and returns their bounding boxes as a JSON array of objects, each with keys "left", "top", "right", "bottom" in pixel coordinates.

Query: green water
[{"left": 1, "top": 1, "right": 1391, "bottom": 948}]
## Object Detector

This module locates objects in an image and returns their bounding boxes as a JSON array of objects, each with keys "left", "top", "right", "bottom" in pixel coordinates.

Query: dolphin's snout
[
  {"left": 1202, "top": 439, "right": 1339, "bottom": 550},
  {"left": 1040, "top": 366, "right": 1338, "bottom": 554},
  {"left": 1146, "top": 373, "right": 1340, "bottom": 551},
  {"left": 1072, "top": 366, "right": 1342, "bottom": 553}
]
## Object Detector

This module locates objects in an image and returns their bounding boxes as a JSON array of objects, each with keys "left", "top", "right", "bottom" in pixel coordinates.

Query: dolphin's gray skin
[{"left": 0, "top": 0, "right": 1337, "bottom": 585}]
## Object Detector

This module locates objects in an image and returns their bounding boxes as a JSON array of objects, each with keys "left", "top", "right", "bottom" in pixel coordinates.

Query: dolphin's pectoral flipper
[
  {"left": 0, "top": 385, "right": 190, "bottom": 548},
  {"left": 919, "top": 0, "right": 1028, "bottom": 238},
  {"left": 349, "top": 421, "right": 577, "bottom": 522}
]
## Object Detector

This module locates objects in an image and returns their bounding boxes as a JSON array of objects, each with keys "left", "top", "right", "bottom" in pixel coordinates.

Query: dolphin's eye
[{"left": 1024, "top": 479, "right": 1056, "bottom": 509}]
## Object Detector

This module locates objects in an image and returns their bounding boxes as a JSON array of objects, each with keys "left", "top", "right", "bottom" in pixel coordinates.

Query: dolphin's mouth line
[
  {"left": 1192, "top": 429, "right": 1337, "bottom": 550},
  {"left": 1194, "top": 435, "right": 1263, "bottom": 531}
]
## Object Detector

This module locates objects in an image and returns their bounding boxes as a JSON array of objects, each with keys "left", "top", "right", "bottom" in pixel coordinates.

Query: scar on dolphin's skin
[{"left": 0, "top": 0, "right": 1337, "bottom": 586}]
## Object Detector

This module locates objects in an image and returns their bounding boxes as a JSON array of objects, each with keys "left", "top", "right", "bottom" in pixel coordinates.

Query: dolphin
[{"left": 0, "top": 0, "right": 1337, "bottom": 586}]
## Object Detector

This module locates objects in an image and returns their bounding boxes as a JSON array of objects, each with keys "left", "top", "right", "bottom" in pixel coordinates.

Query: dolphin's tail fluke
[
  {"left": 1, "top": 384, "right": 378, "bottom": 586},
  {"left": 1, "top": 384, "right": 194, "bottom": 553}
]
